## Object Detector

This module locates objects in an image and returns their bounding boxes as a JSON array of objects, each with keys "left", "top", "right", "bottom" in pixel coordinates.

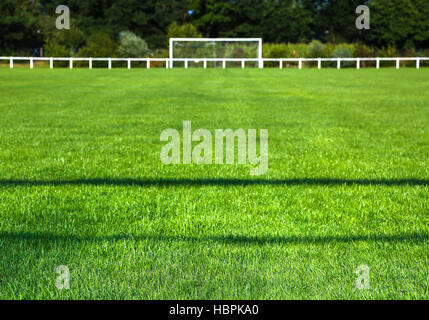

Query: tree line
[{"left": 1, "top": 0, "right": 429, "bottom": 57}]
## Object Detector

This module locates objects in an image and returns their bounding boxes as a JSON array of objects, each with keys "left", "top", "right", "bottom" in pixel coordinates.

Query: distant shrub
[
  {"left": 0, "top": 48, "right": 33, "bottom": 56},
  {"left": 353, "top": 43, "right": 375, "bottom": 58},
  {"left": 376, "top": 45, "right": 398, "bottom": 57},
  {"left": 262, "top": 43, "right": 290, "bottom": 67},
  {"left": 421, "top": 50, "right": 429, "bottom": 67},
  {"left": 324, "top": 43, "right": 337, "bottom": 57},
  {"left": 331, "top": 44, "right": 355, "bottom": 57},
  {"left": 402, "top": 48, "right": 418, "bottom": 67},
  {"left": 44, "top": 40, "right": 70, "bottom": 57},
  {"left": 331, "top": 44, "right": 355, "bottom": 67},
  {"left": 78, "top": 32, "right": 118, "bottom": 58},
  {"left": 306, "top": 40, "right": 327, "bottom": 58},
  {"left": 353, "top": 43, "right": 376, "bottom": 67},
  {"left": 287, "top": 43, "right": 308, "bottom": 58},
  {"left": 118, "top": 31, "right": 149, "bottom": 58},
  {"left": 44, "top": 40, "right": 70, "bottom": 67},
  {"left": 56, "top": 29, "right": 86, "bottom": 52},
  {"left": 263, "top": 43, "right": 291, "bottom": 58},
  {"left": 148, "top": 49, "right": 169, "bottom": 68},
  {"left": 373, "top": 45, "right": 399, "bottom": 68},
  {"left": 77, "top": 32, "right": 118, "bottom": 67}
]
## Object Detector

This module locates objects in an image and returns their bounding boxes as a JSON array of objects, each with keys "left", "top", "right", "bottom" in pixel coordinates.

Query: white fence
[{"left": 1, "top": 56, "right": 428, "bottom": 69}]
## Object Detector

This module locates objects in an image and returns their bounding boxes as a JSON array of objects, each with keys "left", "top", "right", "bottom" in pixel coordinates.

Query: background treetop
[{"left": 1, "top": 0, "right": 428, "bottom": 56}]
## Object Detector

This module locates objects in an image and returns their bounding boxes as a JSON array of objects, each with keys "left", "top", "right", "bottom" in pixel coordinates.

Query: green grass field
[{"left": 0, "top": 68, "right": 428, "bottom": 299}]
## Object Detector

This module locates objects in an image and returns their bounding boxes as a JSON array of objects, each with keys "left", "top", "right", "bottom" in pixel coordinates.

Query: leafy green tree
[
  {"left": 193, "top": 0, "right": 238, "bottom": 37},
  {"left": 39, "top": 15, "right": 85, "bottom": 54},
  {"left": 0, "top": 0, "right": 43, "bottom": 54},
  {"left": 2, "top": 0, "right": 429, "bottom": 55},
  {"left": 303, "top": 0, "right": 369, "bottom": 43},
  {"left": 262, "top": 0, "right": 313, "bottom": 43},
  {"left": 63, "top": 0, "right": 189, "bottom": 48},
  {"left": 167, "top": 22, "right": 202, "bottom": 39},
  {"left": 366, "top": 0, "right": 429, "bottom": 49}
]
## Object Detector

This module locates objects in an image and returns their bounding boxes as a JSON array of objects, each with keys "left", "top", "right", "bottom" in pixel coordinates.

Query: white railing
[
  {"left": 1, "top": 57, "right": 428, "bottom": 69},
  {"left": 0, "top": 57, "right": 169, "bottom": 69}
]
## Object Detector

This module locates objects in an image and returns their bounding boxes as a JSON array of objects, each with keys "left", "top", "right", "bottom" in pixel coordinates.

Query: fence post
[
  {"left": 280, "top": 60, "right": 283, "bottom": 69},
  {"left": 30, "top": 58, "right": 34, "bottom": 69},
  {"left": 299, "top": 59, "right": 302, "bottom": 69},
  {"left": 222, "top": 59, "right": 226, "bottom": 69},
  {"left": 318, "top": 58, "right": 321, "bottom": 70},
  {"left": 69, "top": 58, "right": 73, "bottom": 69},
  {"left": 396, "top": 59, "right": 400, "bottom": 69},
  {"left": 10, "top": 58, "right": 13, "bottom": 69},
  {"left": 50, "top": 58, "right": 53, "bottom": 69},
  {"left": 147, "top": 60, "right": 150, "bottom": 69},
  {"left": 185, "top": 59, "right": 188, "bottom": 69},
  {"left": 241, "top": 59, "right": 245, "bottom": 69},
  {"left": 89, "top": 58, "right": 92, "bottom": 69},
  {"left": 127, "top": 59, "right": 131, "bottom": 69},
  {"left": 108, "top": 58, "right": 112, "bottom": 69},
  {"left": 203, "top": 59, "right": 207, "bottom": 69},
  {"left": 416, "top": 58, "right": 420, "bottom": 69},
  {"left": 376, "top": 58, "right": 380, "bottom": 69},
  {"left": 356, "top": 58, "right": 360, "bottom": 69},
  {"left": 337, "top": 58, "right": 341, "bottom": 69}
]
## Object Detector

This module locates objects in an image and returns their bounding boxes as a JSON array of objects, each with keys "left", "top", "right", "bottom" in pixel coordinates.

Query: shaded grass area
[
  {"left": 1, "top": 177, "right": 429, "bottom": 187},
  {"left": 0, "top": 68, "right": 428, "bottom": 299},
  {"left": 2, "top": 230, "right": 428, "bottom": 245}
]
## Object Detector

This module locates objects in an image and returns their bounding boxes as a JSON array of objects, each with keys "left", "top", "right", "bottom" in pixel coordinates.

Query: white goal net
[{"left": 169, "top": 38, "right": 263, "bottom": 68}]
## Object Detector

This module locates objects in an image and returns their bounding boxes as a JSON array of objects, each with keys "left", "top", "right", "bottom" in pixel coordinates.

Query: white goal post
[{"left": 169, "top": 38, "right": 263, "bottom": 69}]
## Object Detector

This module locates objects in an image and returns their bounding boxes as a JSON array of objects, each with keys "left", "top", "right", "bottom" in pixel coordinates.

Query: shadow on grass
[
  {"left": 0, "top": 231, "right": 427, "bottom": 245},
  {"left": 0, "top": 177, "right": 428, "bottom": 187}
]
